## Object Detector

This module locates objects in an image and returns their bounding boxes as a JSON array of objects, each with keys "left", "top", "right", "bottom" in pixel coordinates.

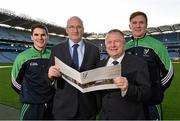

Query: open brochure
[{"left": 55, "top": 56, "right": 121, "bottom": 93}]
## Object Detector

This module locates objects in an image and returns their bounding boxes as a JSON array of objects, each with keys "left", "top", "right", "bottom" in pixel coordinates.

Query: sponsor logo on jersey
[{"left": 30, "top": 62, "right": 38, "bottom": 66}]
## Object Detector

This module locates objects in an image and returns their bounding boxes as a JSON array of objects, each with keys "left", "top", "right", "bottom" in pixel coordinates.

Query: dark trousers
[
  {"left": 20, "top": 101, "right": 53, "bottom": 120},
  {"left": 144, "top": 104, "right": 162, "bottom": 120}
]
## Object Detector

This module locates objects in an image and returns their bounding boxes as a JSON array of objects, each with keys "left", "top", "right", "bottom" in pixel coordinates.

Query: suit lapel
[
  {"left": 102, "top": 57, "right": 109, "bottom": 66},
  {"left": 80, "top": 41, "right": 89, "bottom": 68},
  {"left": 121, "top": 54, "right": 130, "bottom": 76},
  {"left": 61, "top": 41, "right": 73, "bottom": 66}
]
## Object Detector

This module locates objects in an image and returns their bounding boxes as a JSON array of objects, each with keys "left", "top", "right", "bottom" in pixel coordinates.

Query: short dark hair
[
  {"left": 107, "top": 29, "right": 124, "bottom": 36},
  {"left": 129, "top": 11, "right": 148, "bottom": 23},
  {"left": 31, "top": 23, "right": 49, "bottom": 35}
]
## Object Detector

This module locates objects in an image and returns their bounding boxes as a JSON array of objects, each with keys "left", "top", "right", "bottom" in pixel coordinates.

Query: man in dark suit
[
  {"left": 48, "top": 16, "right": 100, "bottom": 119},
  {"left": 98, "top": 29, "right": 152, "bottom": 120}
]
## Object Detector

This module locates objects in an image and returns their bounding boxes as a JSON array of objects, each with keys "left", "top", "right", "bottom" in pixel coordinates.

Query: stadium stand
[
  {"left": 0, "top": 8, "right": 180, "bottom": 63},
  {"left": 0, "top": 25, "right": 66, "bottom": 63},
  {"left": 0, "top": 8, "right": 68, "bottom": 63},
  {"left": 0, "top": 51, "right": 18, "bottom": 63}
]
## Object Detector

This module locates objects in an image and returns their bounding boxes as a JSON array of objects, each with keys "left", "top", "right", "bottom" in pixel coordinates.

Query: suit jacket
[
  {"left": 99, "top": 54, "right": 151, "bottom": 120},
  {"left": 49, "top": 40, "right": 100, "bottom": 119}
]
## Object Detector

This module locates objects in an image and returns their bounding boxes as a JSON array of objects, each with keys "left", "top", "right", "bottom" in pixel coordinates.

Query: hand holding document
[{"left": 55, "top": 57, "right": 121, "bottom": 93}]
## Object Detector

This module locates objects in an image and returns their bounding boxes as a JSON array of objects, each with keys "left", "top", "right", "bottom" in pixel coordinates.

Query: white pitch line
[{"left": 0, "top": 66, "right": 12, "bottom": 68}]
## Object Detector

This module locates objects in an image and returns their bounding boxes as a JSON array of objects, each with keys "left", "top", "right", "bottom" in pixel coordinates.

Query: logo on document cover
[{"left": 82, "top": 72, "right": 88, "bottom": 79}]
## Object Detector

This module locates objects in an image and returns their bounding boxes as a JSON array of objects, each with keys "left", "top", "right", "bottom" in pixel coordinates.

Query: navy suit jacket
[
  {"left": 99, "top": 54, "right": 152, "bottom": 120},
  {"left": 49, "top": 40, "right": 100, "bottom": 119}
]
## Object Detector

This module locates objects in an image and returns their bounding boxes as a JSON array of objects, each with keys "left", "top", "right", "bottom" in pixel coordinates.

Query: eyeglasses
[{"left": 67, "top": 25, "right": 83, "bottom": 30}]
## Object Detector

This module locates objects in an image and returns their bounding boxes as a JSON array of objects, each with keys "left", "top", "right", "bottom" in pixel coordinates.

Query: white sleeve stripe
[
  {"left": 161, "top": 65, "right": 173, "bottom": 85},
  {"left": 161, "top": 63, "right": 172, "bottom": 83},
  {"left": 12, "top": 79, "right": 21, "bottom": 90},
  {"left": 11, "top": 74, "right": 21, "bottom": 90},
  {"left": 161, "top": 63, "right": 173, "bottom": 86}
]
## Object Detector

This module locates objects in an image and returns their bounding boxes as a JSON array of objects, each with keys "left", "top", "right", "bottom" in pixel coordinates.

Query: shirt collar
[
  {"left": 32, "top": 46, "right": 46, "bottom": 54},
  {"left": 107, "top": 53, "right": 125, "bottom": 66},
  {"left": 131, "top": 33, "right": 146, "bottom": 40},
  {"left": 69, "top": 39, "right": 84, "bottom": 48}
]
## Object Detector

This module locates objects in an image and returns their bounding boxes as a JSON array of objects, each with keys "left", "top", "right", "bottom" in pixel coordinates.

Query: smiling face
[
  {"left": 66, "top": 16, "right": 84, "bottom": 43},
  {"left": 129, "top": 15, "right": 147, "bottom": 38},
  {"left": 31, "top": 27, "right": 48, "bottom": 51},
  {"left": 105, "top": 31, "right": 125, "bottom": 59}
]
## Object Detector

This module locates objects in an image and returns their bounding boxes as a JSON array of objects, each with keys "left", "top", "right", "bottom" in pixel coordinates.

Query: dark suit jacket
[
  {"left": 49, "top": 40, "right": 100, "bottom": 119},
  {"left": 99, "top": 54, "right": 151, "bottom": 120}
]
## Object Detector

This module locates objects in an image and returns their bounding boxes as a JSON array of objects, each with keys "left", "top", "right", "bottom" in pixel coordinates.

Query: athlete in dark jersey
[
  {"left": 126, "top": 11, "right": 174, "bottom": 120},
  {"left": 11, "top": 24, "right": 55, "bottom": 120}
]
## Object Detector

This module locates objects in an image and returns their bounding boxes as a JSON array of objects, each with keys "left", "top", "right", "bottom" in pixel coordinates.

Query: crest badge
[
  {"left": 143, "top": 49, "right": 150, "bottom": 57},
  {"left": 144, "top": 49, "right": 149, "bottom": 55},
  {"left": 82, "top": 72, "right": 88, "bottom": 79}
]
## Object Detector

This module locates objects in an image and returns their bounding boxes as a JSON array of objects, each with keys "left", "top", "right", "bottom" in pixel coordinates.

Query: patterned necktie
[
  {"left": 112, "top": 60, "right": 119, "bottom": 65},
  {"left": 73, "top": 44, "right": 79, "bottom": 70}
]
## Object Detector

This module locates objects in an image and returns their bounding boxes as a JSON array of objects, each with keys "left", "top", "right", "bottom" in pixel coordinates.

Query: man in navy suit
[
  {"left": 48, "top": 16, "right": 100, "bottom": 119},
  {"left": 98, "top": 29, "right": 152, "bottom": 120}
]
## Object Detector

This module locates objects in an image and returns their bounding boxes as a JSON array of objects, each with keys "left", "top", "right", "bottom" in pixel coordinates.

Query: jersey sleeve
[
  {"left": 11, "top": 54, "right": 26, "bottom": 94},
  {"left": 157, "top": 44, "right": 174, "bottom": 91}
]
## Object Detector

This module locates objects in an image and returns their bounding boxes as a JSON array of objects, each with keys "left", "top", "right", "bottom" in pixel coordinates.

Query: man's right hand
[{"left": 48, "top": 66, "right": 61, "bottom": 80}]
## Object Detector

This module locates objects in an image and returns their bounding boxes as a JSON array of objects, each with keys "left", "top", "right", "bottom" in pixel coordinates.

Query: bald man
[{"left": 48, "top": 16, "right": 100, "bottom": 119}]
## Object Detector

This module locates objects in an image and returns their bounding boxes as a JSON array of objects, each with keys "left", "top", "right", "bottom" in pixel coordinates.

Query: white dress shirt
[
  {"left": 106, "top": 53, "right": 127, "bottom": 97},
  {"left": 69, "top": 39, "right": 85, "bottom": 68}
]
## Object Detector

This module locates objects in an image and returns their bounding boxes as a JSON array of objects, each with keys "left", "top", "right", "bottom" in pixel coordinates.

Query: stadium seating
[
  {"left": 0, "top": 21, "right": 179, "bottom": 63},
  {"left": 0, "top": 25, "right": 67, "bottom": 63},
  {"left": 0, "top": 52, "right": 19, "bottom": 63},
  {"left": 152, "top": 32, "right": 180, "bottom": 61}
]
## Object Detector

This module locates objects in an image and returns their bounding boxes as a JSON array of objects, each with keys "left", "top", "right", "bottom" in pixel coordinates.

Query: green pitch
[
  {"left": 162, "top": 62, "right": 180, "bottom": 119},
  {"left": 0, "top": 63, "right": 19, "bottom": 109},
  {"left": 0, "top": 63, "right": 180, "bottom": 119}
]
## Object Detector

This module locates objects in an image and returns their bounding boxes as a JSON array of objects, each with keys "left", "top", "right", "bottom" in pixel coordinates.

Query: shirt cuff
[{"left": 121, "top": 89, "right": 127, "bottom": 97}]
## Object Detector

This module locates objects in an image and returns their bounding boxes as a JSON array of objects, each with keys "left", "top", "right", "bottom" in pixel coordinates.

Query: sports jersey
[
  {"left": 126, "top": 35, "right": 174, "bottom": 105},
  {"left": 11, "top": 47, "right": 54, "bottom": 104}
]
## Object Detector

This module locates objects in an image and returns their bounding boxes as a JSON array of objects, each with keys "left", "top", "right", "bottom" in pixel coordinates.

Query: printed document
[{"left": 55, "top": 57, "right": 121, "bottom": 93}]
